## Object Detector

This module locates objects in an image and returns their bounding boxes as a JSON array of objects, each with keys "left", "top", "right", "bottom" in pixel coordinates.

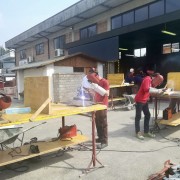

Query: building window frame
[
  {"left": 35, "top": 43, "right": 44, "bottom": 55},
  {"left": 80, "top": 24, "right": 97, "bottom": 39},
  {"left": 54, "top": 35, "right": 65, "bottom": 50},
  {"left": 134, "top": 47, "right": 147, "bottom": 57},
  {"left": 162, "top": 42, "right": 180, "bottom": 54},
  {"left": 73, "top": 67, "right": 84, "bottom": 72},
  {"left": 20, "top": 49, "right": 26, "bottom": 59},
  {"left": 111, "top": 14, "right": 122, "bottom": 29}
]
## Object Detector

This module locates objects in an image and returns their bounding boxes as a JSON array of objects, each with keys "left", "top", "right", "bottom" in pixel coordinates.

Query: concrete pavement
[{"left": 0, "top": 100, "right": 180, "bottom": 180}]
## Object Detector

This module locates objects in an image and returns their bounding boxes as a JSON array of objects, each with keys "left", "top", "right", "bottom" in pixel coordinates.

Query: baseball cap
[{"left": 130, "top": 68, "right": 134, "bottom": 73}]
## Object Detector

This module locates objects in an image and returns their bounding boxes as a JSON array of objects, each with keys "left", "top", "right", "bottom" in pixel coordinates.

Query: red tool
[
  {"left": 148, "top": 160, "right": 174, "bottom": 180},
  {"left": 0, "top": 93, "right": 12, "bottom": 110}
]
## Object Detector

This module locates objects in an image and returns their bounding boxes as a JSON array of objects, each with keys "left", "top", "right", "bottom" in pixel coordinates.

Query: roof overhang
[
  {"left": 10, "top": 52, "right": 105, "bottom": 71},
  {"left": 5, "top": 0, "right": 133, "bottom": 49}
]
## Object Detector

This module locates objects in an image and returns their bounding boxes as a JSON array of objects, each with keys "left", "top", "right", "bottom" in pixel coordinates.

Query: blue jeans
[{"left": 135, "top": 102, "right": 151, "bottom": 133}]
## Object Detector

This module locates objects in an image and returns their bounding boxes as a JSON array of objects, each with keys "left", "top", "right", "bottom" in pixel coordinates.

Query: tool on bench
[
  {"left": 58, "top": 125, "right": 77, "bottom": 140},
  {"left": 0, "top": 122, "right": 47, "bottom": 156}
]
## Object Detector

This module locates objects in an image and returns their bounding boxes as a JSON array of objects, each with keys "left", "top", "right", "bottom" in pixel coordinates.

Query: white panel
[
  {"left": 54, "top": 66, "right": 73, "bottom": 74},
  {"left": 97, "top": 63, "right": 103, "bottom": 78},
  {"left": 17, "top": 71, "right": 24, "bottom": 100}
]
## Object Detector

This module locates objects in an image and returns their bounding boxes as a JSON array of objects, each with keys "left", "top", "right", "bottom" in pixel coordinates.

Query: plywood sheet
[
  {"left": 0, "top": 134, "right": 88, "bottom": 167},
  {"left": 24, "top": 77, "right": 51, "bottom": 114},
  {"left": 159, "top": 112, "right": 180, "bottom": 126},
  {"left": 167, "top": 72, "right": 180, "bottom": 91},
  {"left": 107, "top": 73, "right": 124, "bottom": 85},
  {"left": 0, "top": 104, "right": 107, "bottom": 127}
]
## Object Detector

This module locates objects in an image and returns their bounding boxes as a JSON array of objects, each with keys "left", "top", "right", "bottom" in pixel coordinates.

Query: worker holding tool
[
  {"left": 135, "top": 64, "right": 164, "bottom": 140},
  {"left": 85, "top": 68, "right": 109, "bottom": 149},
  {"left": 81, "top": 68, "right": 97, "bottom": 100}
]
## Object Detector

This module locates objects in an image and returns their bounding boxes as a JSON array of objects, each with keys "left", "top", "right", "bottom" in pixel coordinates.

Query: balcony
[
  {"left": 0, "top": 68, "right": 15, "bottom": 77},
  {"left": 0, "top": 51, "right": 15, "bottom": 61}
]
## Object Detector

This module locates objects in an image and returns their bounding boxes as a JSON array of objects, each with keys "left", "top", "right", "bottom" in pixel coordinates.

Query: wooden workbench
[
  {"left": 152, "top": 93, "right": 180, "bottom": 126},
  {"left": 0, "top": 103, "right": 107, "bottom": 169},
  {"left": 109, "top": 84, "right": 134, "bottom": 109},
  {"left": 159, "top": 112, "right": 180, "bottom": 126},
  {"left": 0, "top": 134, "right": 88, "bottom": 167},
  {"left": 0, "top": 103, "right": 106, "bottom": 126}
]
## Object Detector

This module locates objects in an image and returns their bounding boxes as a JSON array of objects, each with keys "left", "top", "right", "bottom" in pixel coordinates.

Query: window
[
  {"left": 134, "top": 48, "right": 146, "bottom": 57},
  {"left": 163, "top": 43, "right": 171, "bottom": 54},
  {"left": 141, "top": 48, "right": 146, "bottom": 56},
  {"left": 135, "top": 6, "right": 148, "bottom": 23},
  {"left": 111, "top": 15, "right": 122, "bottom": 29},
  {"left": 163, "top": 43, "right": 180, "bottom": 54},
  {"left": 35, "top": 43, "right": 44, "bottom": 55},
  {"left": 172, "top": 43, "right": 179, "bottom": 52},
  {"left": 73, "top": 67, "right": 84, "bottom": 72},
  {"left": 20, "top": 49, "right": 26, "bottom": 59},
  {"left": 54, "top": 35, "right": 65, "bottom": 49},
  {"left": 122, "top": 11, "right": 134, "bottom": 26},
  {"left": 166, "top": 0, "right": 180, "bottom": 13},
  {"left": 149, "top": 0, "right": 164, "bottom": 18},
  {"left": 80, "top": 24, "right": 97, "bottom": 39}
]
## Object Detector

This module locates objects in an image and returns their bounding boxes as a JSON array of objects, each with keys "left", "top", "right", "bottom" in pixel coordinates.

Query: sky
[{"left": 0, "top": 0, "right": 80, "bottom": 47}]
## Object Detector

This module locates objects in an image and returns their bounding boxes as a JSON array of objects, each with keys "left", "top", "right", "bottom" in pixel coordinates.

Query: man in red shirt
[
  {"left": 86, "top": 69, "right": 109, "bottom": 149},
  {"left": 135, "top": 65, "right": 162, "bottom": 140}
]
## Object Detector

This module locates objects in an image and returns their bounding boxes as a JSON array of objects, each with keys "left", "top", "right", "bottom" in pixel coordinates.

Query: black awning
[{"left": 68, "top": 36, "right": 119, "bottom": 62}]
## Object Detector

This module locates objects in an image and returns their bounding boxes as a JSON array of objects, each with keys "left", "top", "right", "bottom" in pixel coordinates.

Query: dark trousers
[
  {"left": 135, "top": 102, "right": 151, "bottom": 133},
  {"left": 95, "top": 110, "right": 108, "bottom": 144}
]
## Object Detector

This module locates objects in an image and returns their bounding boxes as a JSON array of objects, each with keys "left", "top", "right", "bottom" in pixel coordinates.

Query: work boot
[
  {"left": 96, "top": 143, "right": 108, "bottom": 149},
  {"left": 136, "top": 132, "right": 144, "bottom": 140},
  {"left": 144, "top": 132, "right": 156, "bottom": 138}
]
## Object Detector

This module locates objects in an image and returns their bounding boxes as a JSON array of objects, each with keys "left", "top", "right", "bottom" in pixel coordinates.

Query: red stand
[{"left": 81, "top": 111, "right": 104, "bottom": 175}]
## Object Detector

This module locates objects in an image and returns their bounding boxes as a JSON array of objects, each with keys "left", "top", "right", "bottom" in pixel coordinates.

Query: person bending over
[
  {"left": 134, "top": 65, "right": 163, "bottom": 140},
  {"left": 86, "top": 70, "right": 109, "bottom": 149}
]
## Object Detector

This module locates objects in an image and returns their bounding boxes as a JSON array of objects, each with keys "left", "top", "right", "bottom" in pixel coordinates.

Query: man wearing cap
[
  {"left": 84, "top": 68, "right": 109, "bottom": 149},
  {"left": 125, "top": 68, "right": 135, "bottom": 84},
  {"left": 134, "top": 64, "right": 163, "bottom": 140}
]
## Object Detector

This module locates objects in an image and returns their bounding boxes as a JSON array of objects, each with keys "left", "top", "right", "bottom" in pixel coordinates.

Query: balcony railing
[
  {"left": 0, "top": 68, "right": 15, "bottom": 76},
  {"left": 0, "top": 51, "right": 15, "bottom": 61}
]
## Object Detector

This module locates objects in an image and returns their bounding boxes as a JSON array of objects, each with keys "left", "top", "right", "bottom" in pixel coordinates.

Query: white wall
[
  {"left": 17, "top": 70, "right": 24, "bottom": 99},
  {"left": 17, "top": 63, "right": 104, "bottom": 100},
  {"left": 54, "top": 66, "right": 73, "bottom": 74},
  {"left": 97, "top": 63, "right": 104, "bottom": 77}
]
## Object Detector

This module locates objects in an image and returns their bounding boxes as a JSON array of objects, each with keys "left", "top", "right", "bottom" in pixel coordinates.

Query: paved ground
[{"left": 0, "top": 99, "right": 180, "bottom": 180}]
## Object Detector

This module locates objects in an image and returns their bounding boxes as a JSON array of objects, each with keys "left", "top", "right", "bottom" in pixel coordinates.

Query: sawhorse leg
[
  {"left": 151, "top": 97, "right": 160, "bottom": 133},
  {"left": 80, "top": 111, "right": 105, "bottom": 176}
]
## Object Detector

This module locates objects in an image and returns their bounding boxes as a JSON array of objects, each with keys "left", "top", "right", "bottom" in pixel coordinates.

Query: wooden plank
[
  {"left": 110, "top": 84, "right": 134, "bottom": 88},
  {"left": 167, "top": 72, "right": 180, "bottom": 91},
  {"left": 108, "top": 97, "right": 126, "bottom": 102},
  {"left": 29, "top": 98, "right": 51, "bottom": 121},
  {"left": 24, "top": 77, "right": 51, "bottom": 114},
  {"left": 159, "top": 112, "right": 180, "bottom": 126},
  {"left": 0, "top": 134, "right": 88, "bottom": 167},
  {"left": 107, "top": 74, "right": 124, "bottom": 85},
  {"left": 0, "top": 104, "right": 107, "bottom": 127}
]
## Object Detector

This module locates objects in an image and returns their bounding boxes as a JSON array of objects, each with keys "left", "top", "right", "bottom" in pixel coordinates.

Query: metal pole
[{"left": 92, "top": 111, "right": 96, "bottom": 167}]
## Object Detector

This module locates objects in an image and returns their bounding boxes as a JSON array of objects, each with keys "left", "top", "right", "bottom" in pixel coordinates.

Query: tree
[{"left": 0, "top": 46, "right": 10, "bottom": 56}]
